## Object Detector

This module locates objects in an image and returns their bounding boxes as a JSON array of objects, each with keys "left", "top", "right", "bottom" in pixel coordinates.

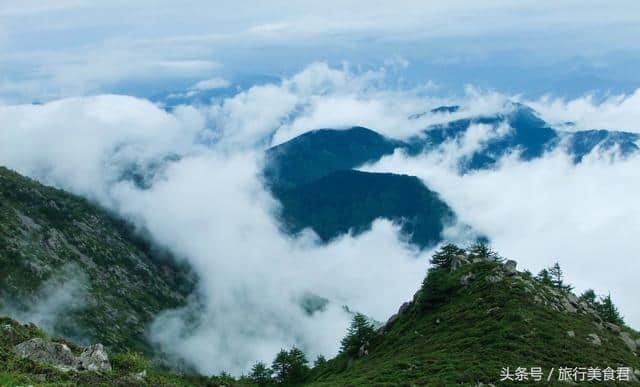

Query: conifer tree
[
  {"left": 548, "top": 262, "right": 573, "bottom": 291},
  {"left": 430, "top": 244, "right": 465, "bottom": 268},
  {"left": 271, "top": 347, "right": 309, "bottom": 385},
  {"left": 313, "top": 355, "right": 327, "bottom": 367},
  {"left": 340, "top": 313, "right": 376, "bottom": 356},
  {"left": 467, "top": 242, "right": 502, "bottom": 262},
  {"left": 536, "top": 268, "right": 553, "bottom": 286},
  {"left": 598, "top": 294, "right": 624, "bottom": 325},
  {"left": 249, "top": 361, "right": 272, "bottom": 386},
  {"left": 579, "top": 289, "right": 597, "bottom": 304}
]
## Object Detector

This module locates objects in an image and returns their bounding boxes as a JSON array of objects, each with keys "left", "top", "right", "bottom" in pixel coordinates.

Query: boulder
[
  {"left": 566, "top": 330, "right": 575, "bottom": 338},
  {"left": 504, "top": 260, "right": 517, "bottom": 275},
  {"left": 78, "top": 344, "right": 112, "bottom": 372},
  {"left": 566, "top": 293, "right": 579, "bottom": 306},
  {"left": 619, "top": 332, "right": 637, "bottom": 352},
  {"left": 14, "top": 338, "right": 77, "bottom": 372},
  {"left": 604, "top": 322, "right": 621, "bottom": 333},
  {"left": 487, "top": 272, "right": 504, "bottom": 284},
  {"left": 451, "top": 255, "right": 469, "bottom": 271},
  {"left": 461, "top": 272, "right": 475, "bottom": 286},
  {"left": 587, "top": 333, "right": 602, "bottom": 346},
  {"left": 384, "top": 313, "right": 399, "bottom": 329},
  {"left": 398, "top": 302, "right": 412, "bottom": 315},
  {"left": 561, "top": 299, "right": 577, "bottom": 313}
]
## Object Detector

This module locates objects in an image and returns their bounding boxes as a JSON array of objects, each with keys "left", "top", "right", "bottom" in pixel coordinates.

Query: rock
[
  {"left": 357, "top": 341, "right": 369, "bottom": 358},
  {"left": 2, "top": 324, "right": 12, "bottom": 331},
  {"left": 133, "top": 369, "right": 147, "bottom": 381},
  {"left": 385, "top": 313, "right": 399, "bottom": 329},
  {"left": 451, "top": 254, "right": 469, "bottom": 271},
  {"left": 619, "top": 332, "right": 637, "bottom": 352},
  {"left": 587, "top": 333, "right": 601, "bottom": 346},
  {"left": 78, "top": 344, "right": 111, "bottom": 372},
  {"left": 561, "top": 299, "right": 577, "bottom": 313},
  {"left": 566, "top": 293, "right": 579, "bottom": 306},
  {"left": 566, "top": 330, "right": 575, "bottom": 338},
  {"left": 398, "top": 302, "right": 411, "bottom": 315},
  {"left": 14, "top": 338, "right": 77, "bottom": 372},
  {"left": 604, "top": 322, "right": 621, "bottom": 333},
  {"left": 461, "top": 272, "right": 475, "bottom": 286},
  {"left": 504, "top": 260, "right": 517, "bottom": 275},
  {"left": 487, "top": 272, "right": 504, "bottom": 283}
]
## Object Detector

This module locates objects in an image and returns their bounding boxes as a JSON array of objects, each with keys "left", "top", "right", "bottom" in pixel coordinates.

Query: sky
[
  {"left": 1, "top": 1, "right": 640, "bottom": 376},
  {"left": 1, "top": 1, "right": 640, "bottom": 102}
]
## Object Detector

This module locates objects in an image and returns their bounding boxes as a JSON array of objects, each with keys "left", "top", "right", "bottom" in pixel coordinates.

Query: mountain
[
  {"left": 264, "top": 128, "right": 459, "bottom": 249},
  {"left": 5, "top": 246, "right": 638, "bottom": 386},
  {"left": 263, "top": 104, "right": 638, "bottom": 250},
  {"left": 310, "top": 249, "right": 640, "bottom": 385},
  {"left": 276, "top": 170, "right": 454, "bottom": 247},
  {"left": 406, "top": 104, "right": 639, "bottom": 171},
  {"left": 0, "top": 166, "right": 195, "bottom": 353},
  {"left": 264, "top": 126, "right": 401, "bottom": 189}
]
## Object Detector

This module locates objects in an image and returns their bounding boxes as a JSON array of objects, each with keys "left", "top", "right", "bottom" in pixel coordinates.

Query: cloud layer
[
  {"left": 1, "top": 64, "right": 639, "bottom": 374},
  {"left": 2, "top": 1, "right": 640, "bottom": 102}
]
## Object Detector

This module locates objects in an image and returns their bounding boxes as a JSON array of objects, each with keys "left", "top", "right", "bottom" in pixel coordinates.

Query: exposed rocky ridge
[
  {"left": 311, "top": 250, "right": 640, "bottom": 385},
  {"left": 0, "top": 166, "right": 196, "bottom": 352}
]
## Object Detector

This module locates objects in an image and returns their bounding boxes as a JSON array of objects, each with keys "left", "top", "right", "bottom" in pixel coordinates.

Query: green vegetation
[
  {"left": 275, "top": 170, "right": 455, "bottom": 248},
  {"left": 309, "top": 244, "right": 640, "bottom": 386},
  {"left": 0, "top": 166, "right": 195, "bottom": 353},
  {"left": 0, "top": 316, "right": 220, "bottom": 386}
]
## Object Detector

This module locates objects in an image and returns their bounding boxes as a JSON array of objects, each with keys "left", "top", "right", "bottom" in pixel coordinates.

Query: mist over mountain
[{"left": 1, "top": 62, "right": 640, "bottom": 379}]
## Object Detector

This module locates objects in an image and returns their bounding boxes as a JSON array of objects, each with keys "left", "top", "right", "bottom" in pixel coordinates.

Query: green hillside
[
  {"left": 276, "top": 170, "right": 454, "bottom": 247},
  {"left": 0, "top": 166, "right": 195, "bottom": 353},
  {"left": 310, "top": 246, "right": 640, "bottom": 386}
]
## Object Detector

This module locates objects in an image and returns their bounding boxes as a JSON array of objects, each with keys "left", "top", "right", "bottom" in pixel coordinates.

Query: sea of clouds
[{"left": 1, "top": 63, "right": 639, "bottom": 374}]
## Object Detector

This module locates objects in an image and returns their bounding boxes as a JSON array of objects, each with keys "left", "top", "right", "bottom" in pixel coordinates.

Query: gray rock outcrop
[
  {"left": 14, "top": 338, "right": 77, "bottom": 372},
  {"left": 13, "top": 338, "right": 111, "bottom": 372},
  {"left": 78, "top": 344, "right": 112, "bottom": 372}
]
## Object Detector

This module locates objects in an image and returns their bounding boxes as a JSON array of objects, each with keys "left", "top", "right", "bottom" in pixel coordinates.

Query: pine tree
[
  {"left": 249, "top": 361, "right": 272, "bottom": 386},
  {"left": 430, "top": 244, "right": 465, "bottom": 268},
  {"left": 313, "top": 355, "right": 327, "bottom": 367},
  {"left": 536, "top": 269, "right": 553, "bottom": 286},
  {"left": 547, "top": 262, "right": 573, "bottom": 291},
  {"left": 579, "top": 289, "right": 597, "bottom": 304},
  {"left": 598, "top": 294, "right": 624, "bottom": 325},
  {"left": 271, "top": 349, "right": 290, "bottom": 384},
  {"left": 467, "top": 242, "right": 502, "bottom": 262},
  {"left": 340, "top": 313, "right": 376, "bottom": 356},
  {"left": 271, "top": 347, "right": 309, "bottom": 385},
  {"left": 287, "top": 347, "right": 310, "bottom": 384}
]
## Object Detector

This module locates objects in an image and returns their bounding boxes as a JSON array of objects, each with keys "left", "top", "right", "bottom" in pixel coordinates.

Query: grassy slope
[
  {"left": 0, "top": 316, "right": 220, "bottom": 386},
  {"left": 310, "top": 260, "right": 640, "bottom": 386},
  {"left": 0, "top": 166, "right": 195, "bottom": 353}
]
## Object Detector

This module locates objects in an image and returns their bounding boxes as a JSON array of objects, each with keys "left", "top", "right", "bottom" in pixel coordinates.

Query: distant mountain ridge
[{"left": 263, "top": 103, "right": 638, "bottom": 249}]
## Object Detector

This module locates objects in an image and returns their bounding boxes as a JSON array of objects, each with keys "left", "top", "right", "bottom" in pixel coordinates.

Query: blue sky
[{"left": 2, "top": 1, "right": 640, "bottom": 102}]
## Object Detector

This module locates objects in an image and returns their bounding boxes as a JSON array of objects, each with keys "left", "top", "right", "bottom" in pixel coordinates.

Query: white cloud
[
  {"left": 191, "top": 77, "right": 230, "bottom": 91},
  {"left": 2, "top": 1, "right": 640, "bottom": 101},
  {"left": 363, "top": 145, "right": 640, "bottom": 329},
  {"left": 528, "top": 90, "right": 640, "bottom": 132},
  {"left": 1, "top": 63, "right": 639, "bottom": 376}
]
